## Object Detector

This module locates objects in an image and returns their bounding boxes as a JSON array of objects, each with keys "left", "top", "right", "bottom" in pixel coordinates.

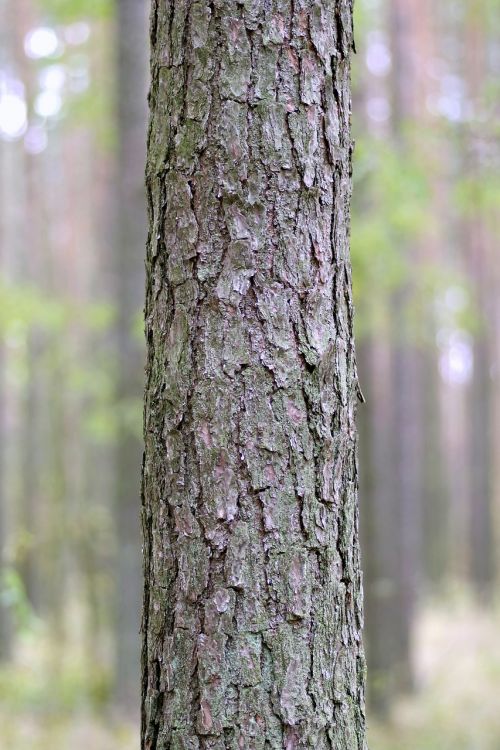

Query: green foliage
[
  {"left": 82, "top": 403, "right": 117, "bottom": 443},
  {"left": 0, "top": 278, "right": 121, "bottom": 447},
  {"left": 454, "top": 171, "right": 500, "bottom": 222},
  {"left": 64, "top": 73, "right": 116, "bottom": 150},
  {"left": 352, "top": 0, "right": 375, "bottom": 53},
  {"left": 0, "top": 280, "right": 115, "bottom": 338},
  {"left": 0, "top": 644, "right": 111, "bottom": 715},
  {"left": 117, "top": 396, "right": 143, "bottom": 439},
  {"left": 0, "top": 280, "right": 143, "bottom": 450},
  {"left": 351, "top": 137, "right": 431, "bottom": 337},
  {"left": 132, "top": 309, "right": 145, "bottom": 343},
  {"left": 409, "top": 266, "right": 478, "bottom": 346},
  {"left": 0, "top": 281, "right": 66, "bottom": 336},
  {"left": 28, "top": 2, "right": 116, "bottom": 149},
  {"left": 81, "top": 302, "right": 116, "bottom": 332},
  {"left": 0, "top": 569, "right": 39, "bottom": 635},
  {"left": 36, "top": 0, "right": 113, "bottom": 22}
]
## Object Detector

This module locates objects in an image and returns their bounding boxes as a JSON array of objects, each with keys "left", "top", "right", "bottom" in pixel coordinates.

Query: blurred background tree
[
  {"left": 0, "top": 0, "right": 500, "bottom": 748},
  {"left": 353, "top": 1, "right": 500, "bottom": 746}
]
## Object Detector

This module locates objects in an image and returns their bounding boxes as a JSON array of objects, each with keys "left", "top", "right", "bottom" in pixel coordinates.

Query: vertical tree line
[
  {"left": 0, "top": 0, "right": 499, "bottom": 738},
  {"left": 353, "top": 0, "right": 500, "bottom": 716},
  {"left": 0, "top": 0, "right": 148, "bottom": 714},
  {"left": 114, "top": 0, "right": 147, "bottom": 711}
]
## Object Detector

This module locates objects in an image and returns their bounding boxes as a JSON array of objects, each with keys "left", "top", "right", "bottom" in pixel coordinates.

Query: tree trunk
[
  {"left": 142, "top": 2, "right": 366, "bottom": 748},
  {"left": 114, "top": 0, "right": 148, "bottom": 710},
  {"left": 358, "top": 335, "right": 399, "bottom": 716},
  {"left": 463, "top": 8, "right": 495, "bottom": 602},
  {"left": 0, "top": 346, "right": 12, "bottom": 660},
  {"left": 421, "top": 348, "right": 449, "bottom": 588}
]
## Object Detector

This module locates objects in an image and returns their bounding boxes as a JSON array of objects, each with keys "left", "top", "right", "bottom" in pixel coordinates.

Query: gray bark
[{"left": 142, "top": 2, "right": 366, "bottom": 748}]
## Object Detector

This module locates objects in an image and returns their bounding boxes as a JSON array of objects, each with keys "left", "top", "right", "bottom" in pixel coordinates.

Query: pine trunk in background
[
  {"left": 19, "top": 336, "right": 42, "bottom": 611},
  {"left": 417, "top": 1, "right": 451, "bottom": 591},
  {"left": 0, "top": 0, "right": 20, "bottom": 663},
  {"left": 463, "top": 9, "right": 495, "bottom": 602},
  {"left": 468, "top": 335, "right": 494, "bottom": 598},
  {"left": 360, "top": 0, "right": 423, "bottom": 712},
  {"left": 0, "top": 5, "right": 12, "bottom": 656},
  {"left": 0, "top": 347, "right": 12, "bottom": 660},
  {"left": 114, "top": 0, "right": 148, "bottom": 709},
  {"left": 421, "top": 350, "right": 449, "bottom": 587},
  {"left": 386, "top": 0, "right": 425, "bottom": 695},
  {"left": 358, "top": 336, "right": 399, "bottom": 715},
  {"left": 15, "top": 0, "right": 42, "bottom": 617},
  {"left": 142, "top": 1, "right": 366, "bottom": 747},
  {"left": 391, "top": 336, "right": 421, "bottom": 690}
]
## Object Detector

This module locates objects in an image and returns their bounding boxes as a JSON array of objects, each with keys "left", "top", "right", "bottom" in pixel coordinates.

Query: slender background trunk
[{"left": 114, "top": 0, "right": 148, "bottom": 711}]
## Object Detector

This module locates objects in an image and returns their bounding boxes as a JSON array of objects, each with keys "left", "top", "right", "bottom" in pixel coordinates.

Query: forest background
[{"left": 1, "top": 0, "right": 500, "bottom": 748}]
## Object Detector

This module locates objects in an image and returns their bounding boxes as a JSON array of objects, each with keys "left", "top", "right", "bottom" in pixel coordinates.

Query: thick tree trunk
[{"left": 142, "top": 2, "right": 366, "bottom": 748}]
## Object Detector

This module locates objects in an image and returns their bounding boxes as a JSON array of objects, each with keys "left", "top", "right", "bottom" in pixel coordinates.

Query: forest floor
[
  {"left": 0, "top": 713, "right": 137, "bottom": 750},
  {"left": 369, "top": 594, "right": 500, "bottom": 750},
  {"left": 1, "top": 596, "right": 499, "bottom": 749},
  {"left": 0, "top": 623, "right": 138, "bottom": 750}
]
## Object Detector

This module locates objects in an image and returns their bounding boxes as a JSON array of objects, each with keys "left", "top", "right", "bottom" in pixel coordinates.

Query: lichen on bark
[{"left": 142, "top": 1, "right": 366, "bottom": 748}]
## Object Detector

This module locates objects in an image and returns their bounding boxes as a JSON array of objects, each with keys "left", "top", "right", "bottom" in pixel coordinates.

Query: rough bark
[{"left": 142, "top": 2, "right": 365, "bottom": 748}]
